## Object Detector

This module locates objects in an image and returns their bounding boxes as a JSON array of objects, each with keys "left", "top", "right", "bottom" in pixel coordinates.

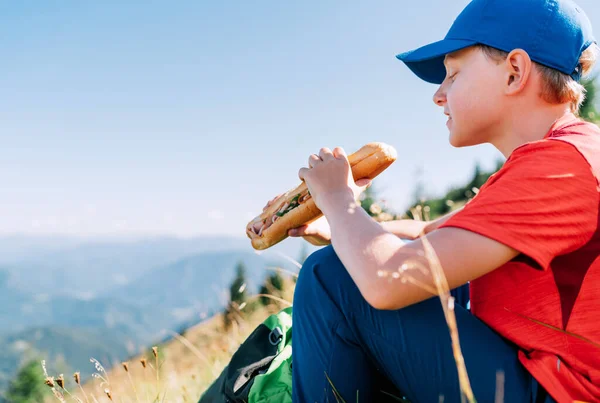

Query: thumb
[
  {"left": 356, "top": 178, "right": 372, "bottom": 190},
  {"left": 288, "top": 225, "right": 308, "bottom": 237}
]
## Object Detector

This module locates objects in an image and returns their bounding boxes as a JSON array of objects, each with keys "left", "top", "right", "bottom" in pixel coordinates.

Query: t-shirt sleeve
[{"left": 438, "top": 139, "right": 598, "bottom": 271}]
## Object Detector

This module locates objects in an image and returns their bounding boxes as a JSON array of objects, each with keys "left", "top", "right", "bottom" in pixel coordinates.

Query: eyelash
[{"left": 448, "top": 73, "right": 458, "bottom": 82}]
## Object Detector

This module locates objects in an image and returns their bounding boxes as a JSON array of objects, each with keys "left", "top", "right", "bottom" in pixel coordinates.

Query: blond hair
[{"left": 477, "top": 44, "right": 599, "bottom": 114}]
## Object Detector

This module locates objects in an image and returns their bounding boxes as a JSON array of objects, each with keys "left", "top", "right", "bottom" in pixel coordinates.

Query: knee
[
  {"left": 298, "top": 245, "right": 340, "bottom": 281},
  {"left": 295, "top": 245, "right": 345, "bottom": 299},
  {"left": 302, "top": 244, "right": 336, "bottom": 268}
]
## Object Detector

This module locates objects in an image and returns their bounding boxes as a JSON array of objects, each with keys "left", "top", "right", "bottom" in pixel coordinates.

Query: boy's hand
[
  {"left": 298, "top": 147, "right": 372, "bottom": 215},
  {"left": 264, "top": 194, "right": 332, "bottom": 246},
  {"left": 288, "top": 216, "right": 331, "bottom": 246}
]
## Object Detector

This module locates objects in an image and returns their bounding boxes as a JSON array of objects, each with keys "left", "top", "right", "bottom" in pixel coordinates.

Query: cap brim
[{"left": 396, "top": 39, "right": 477, "bottom": 84}]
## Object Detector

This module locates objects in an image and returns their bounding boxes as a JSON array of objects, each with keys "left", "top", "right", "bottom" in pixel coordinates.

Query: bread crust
[{"left": 246, "top": 142, "right": 397, "bottom": 250}]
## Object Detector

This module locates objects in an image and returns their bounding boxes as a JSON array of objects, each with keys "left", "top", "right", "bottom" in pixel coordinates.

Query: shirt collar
[{"left": 543, "top": 112, "right": 580, "bottom": 139}]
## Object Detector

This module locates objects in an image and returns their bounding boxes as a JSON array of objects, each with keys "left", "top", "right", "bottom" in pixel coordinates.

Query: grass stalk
[
  {"left": 165, "top": 329, "right": 220, "bottom": 378},
  {"left": 250, "top": 293, "right": 293, "bottom": 307},
  {"left": 419, "top": 231, "right": 475, "bottom": 403},
  {"left": 152, "top": 346, "right": 160, "bottom": 402},
  {"left": 122, "top": 362, "right": 141, "bottom": 403},
  {"left": 324, "top": 371, "right": 346, "bottom": 403}
]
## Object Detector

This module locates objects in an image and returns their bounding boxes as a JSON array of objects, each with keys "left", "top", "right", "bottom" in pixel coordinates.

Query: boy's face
[{"left": 433, "top": 47, "right": 506, "bottom": 147}]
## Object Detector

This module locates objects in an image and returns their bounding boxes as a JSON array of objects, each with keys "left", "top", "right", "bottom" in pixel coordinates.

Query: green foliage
[
  {"left": 359, "top": 182, "right": 397, "bottom": 219},
  {"left": 581, "top": 78, "right": 600, "bottom": 123},
  {"left": 0, "top": 327, "right": 128, "bottom": 396},
  {"left": 360, "top": 183, "right": 380, "bottom": 216},
  {"left": 404, "top": 159, "right": 504, "bottom": 221},
  {"left": 3, "top": 359, "right": 48, "bottom": 403},
  {"left": 259, "top": 269, "right": 286, "bottom": 306},
  {"left": 267, "top": 270, "right": 284, "bottom": 292},
  {"left": 224, "top": 262, "right": 251, "bottom": 329}
]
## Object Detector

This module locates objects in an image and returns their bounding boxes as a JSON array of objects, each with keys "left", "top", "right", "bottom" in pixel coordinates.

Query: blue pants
[{"left": 291, "top": 245, "right": 554, "bottom": 403}]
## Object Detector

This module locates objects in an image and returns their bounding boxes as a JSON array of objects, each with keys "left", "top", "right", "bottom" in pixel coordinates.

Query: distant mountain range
[
  {"left": 0, "top": 235, "right": 272, "bottom": 297},
  {"left": 0, "top": 234, "right": 319, "bottom": 395}
]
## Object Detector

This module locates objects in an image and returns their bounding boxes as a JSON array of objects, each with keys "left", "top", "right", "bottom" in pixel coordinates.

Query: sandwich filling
[{"left": 247, "top": 190, "right": 312, "bottom": 238}]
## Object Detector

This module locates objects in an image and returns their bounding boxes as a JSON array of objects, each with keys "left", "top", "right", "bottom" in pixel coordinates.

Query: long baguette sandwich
[{"left": 246, "top": 142, "right": 397, "bottom": 250}]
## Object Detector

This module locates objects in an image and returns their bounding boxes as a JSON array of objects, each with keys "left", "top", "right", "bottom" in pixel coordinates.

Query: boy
[{"left": 287, "top": 0, "right": 600, "bottom": 402}]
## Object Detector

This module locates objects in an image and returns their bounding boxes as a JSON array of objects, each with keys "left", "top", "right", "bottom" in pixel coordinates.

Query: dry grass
[
  {"left": 39, "top": 200, "right": 479, "bottom": 403},
  {"left": 40, "top": 275, "right": 296, "bottom": 403}
]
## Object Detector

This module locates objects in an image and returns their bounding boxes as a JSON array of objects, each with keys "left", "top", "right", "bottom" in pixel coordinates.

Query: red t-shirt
[{"left": 439, "top": 114, "right": 600, "bottom": 403}]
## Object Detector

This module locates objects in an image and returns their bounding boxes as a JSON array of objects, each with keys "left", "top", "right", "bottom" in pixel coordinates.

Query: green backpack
[{"left": 198, "top": 307, "right": 293, "bottom": 403}]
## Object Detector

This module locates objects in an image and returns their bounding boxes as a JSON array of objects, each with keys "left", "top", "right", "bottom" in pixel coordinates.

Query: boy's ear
[{"left": 504, "top": 49, "right": 532, "bottom": 95}]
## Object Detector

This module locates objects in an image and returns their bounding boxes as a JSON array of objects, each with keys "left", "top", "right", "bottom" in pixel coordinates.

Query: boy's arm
[
  {"left": 322, "top": 194, "right": 519, "bottom": 310},
  {"left": 380, "top": 206, "right": 465, "bottom": 240}
]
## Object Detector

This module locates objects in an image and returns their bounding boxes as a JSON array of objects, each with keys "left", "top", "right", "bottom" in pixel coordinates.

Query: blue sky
[{"left": 2, "top": 0, "right": 599, "bottom": 238}]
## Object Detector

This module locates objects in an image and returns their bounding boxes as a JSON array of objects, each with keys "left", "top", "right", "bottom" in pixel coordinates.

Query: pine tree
[
  {"left": 4, "top": 360, "right": 48, "bottom": 403},
  {"left": 259, "top": 269, "right": 286, "bottom": 306},
  {"left": 404, "top": 160, "right": 503, "bottom": 221},
  {"left": 223, "top": 261, "right": 249, "bottom": 329},
  {"left": 229, "top": 262, "right": 248, "bottom": 306}
]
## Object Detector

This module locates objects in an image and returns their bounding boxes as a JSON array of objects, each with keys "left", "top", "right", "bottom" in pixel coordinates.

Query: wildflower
[
  {"left": 90, "top": 358, "right": 105, "bottom": 374},
  {"left": 44, "top": 376, "right": 55, "bottom": 388},
  {"left": 56, "top": 373, "right": 65, "bottom": 389}
]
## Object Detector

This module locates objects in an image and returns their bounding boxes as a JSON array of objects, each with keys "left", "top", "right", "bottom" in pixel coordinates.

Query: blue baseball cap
[{"left": 396, "top": 0, "right": 596, "bottom": 84}]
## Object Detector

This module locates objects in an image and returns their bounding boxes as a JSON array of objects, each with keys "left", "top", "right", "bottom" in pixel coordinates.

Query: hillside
[
  {"left": 0, "top": 326, "right": 129, "bottom": 394},
  {"left": 0, "top": 243, "right": 314, "bottom": 398},
  {"left": 40, "top": 283, "right": 298, "bottom": 403}
]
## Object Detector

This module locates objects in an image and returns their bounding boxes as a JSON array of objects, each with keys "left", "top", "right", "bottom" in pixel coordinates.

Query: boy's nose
[{"left": 433, "top": 85, "right": 446, "bottom": 107}]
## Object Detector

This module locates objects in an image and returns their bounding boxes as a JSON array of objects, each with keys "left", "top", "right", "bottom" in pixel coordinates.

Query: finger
[
  {"left": 298, "top": 167, "right": 309, "bottom": 182},
  {"left": 308, "top": 154, "right": 321, "bottom": 168},
  {"left": 319, "top": 147, "right": 334, "bottom": 161},
  {"left": 333, "top": 147, "right": 347, "bottom": 160},
  {"left": 288, "top": 225, "right": 307, "bottom": 236},
  {"left": 356, "top": 178, "right": 372, "bottom": 188}
]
